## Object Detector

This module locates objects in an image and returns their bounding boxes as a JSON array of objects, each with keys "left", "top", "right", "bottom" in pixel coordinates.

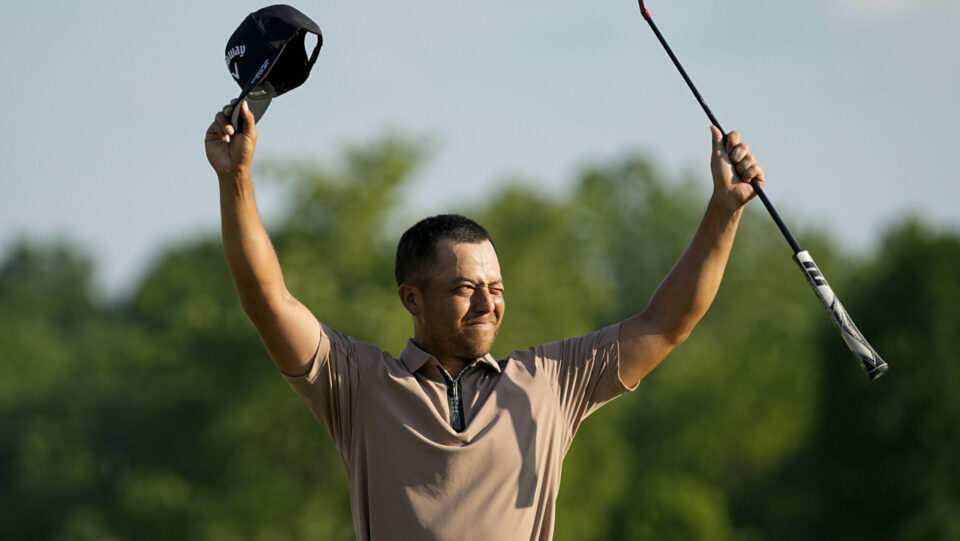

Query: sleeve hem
[
  {"left": 608, "top": 322, "right": 640, "bottom": 393},
  {"left": 279, "top": 320, "right": 328, "bottom": 385}
]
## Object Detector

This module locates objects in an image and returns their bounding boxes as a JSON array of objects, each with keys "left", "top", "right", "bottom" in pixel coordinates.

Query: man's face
[{"left": 414, "top": 238, "right": 505, "bottom": 361}]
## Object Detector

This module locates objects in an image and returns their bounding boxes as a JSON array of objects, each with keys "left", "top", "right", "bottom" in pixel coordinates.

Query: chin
[
  {"left": 477, "top": 338, "right": 497, "bottom": 356},
  {"left": 461, "top": 332, "right": 498, "bottom": 358},
  {"left": 446, "top": 319, "right": 499, "bottom": 358}
]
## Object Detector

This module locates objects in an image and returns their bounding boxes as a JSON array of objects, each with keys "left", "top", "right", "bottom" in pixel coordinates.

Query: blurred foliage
[{"left": 1, "top": 137, "right": 956, "bottom": 540}]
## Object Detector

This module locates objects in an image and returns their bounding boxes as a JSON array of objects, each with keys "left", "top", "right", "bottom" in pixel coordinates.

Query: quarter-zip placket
[{"left": 436, "top": 364, "right": 473, "bottom": 432}]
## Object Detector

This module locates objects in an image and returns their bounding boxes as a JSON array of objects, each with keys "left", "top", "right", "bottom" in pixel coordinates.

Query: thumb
[
  {"left": 710, "top": 126, "right": 724, "bottom": 157},
  {"left": 239, "top": 100, "right": 257, "bottom": 138}
]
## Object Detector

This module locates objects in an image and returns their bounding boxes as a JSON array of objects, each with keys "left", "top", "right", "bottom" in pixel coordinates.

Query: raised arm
[
  {"left": 618, "top": 127, "right": 764, "bottom": 387},
  {"left": 204, "top": 100, "right": 320, "bottom": 376}
]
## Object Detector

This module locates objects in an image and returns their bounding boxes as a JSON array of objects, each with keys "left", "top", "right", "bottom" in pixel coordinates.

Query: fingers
[
  {"left": 205, "top": 120, "right": 223, "bottom": 142},
  {"left": 738, "top": 162, "right": 764, "bottom": 184},
  {"left": 206, "top": 100, "right": 241, "bottom": 143},
  {"left": 218, "top": 101, "right": 236, "bottom": 136},
  {"left": 730, "top": 141, "right": 749, "bottom": 163},
  {"left": 725, "top": 130, "right": 741, "bottom": 151},
  {"left": 724, "top": 130, "right": 763, "bottom": 183},
  {"left": 206, "top": 118, "right": 230, "bottom": 144},
  {"left": 733, "top": 150, "right": 754, "bottom": 177}
]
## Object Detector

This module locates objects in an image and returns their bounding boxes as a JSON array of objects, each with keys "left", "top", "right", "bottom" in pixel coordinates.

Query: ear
[{"left": 398, "top": 284, "right": 423, "bottom": 317}]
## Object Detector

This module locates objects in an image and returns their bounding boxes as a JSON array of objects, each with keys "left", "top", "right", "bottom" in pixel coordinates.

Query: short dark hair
[{"left": 395, "top": 214, "right": 492, "bottom": 286}]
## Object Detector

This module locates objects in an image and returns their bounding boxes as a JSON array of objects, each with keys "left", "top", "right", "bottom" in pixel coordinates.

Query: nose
[{"left": 472, "top": 287, "right": 496, "bottom": 314}]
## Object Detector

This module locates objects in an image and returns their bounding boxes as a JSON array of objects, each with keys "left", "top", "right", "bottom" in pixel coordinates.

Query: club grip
[{"left": 794, "top": 251, "right": 888, "bottom": 379}]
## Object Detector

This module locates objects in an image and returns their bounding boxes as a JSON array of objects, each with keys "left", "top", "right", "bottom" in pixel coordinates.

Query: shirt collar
[{"left": 400, "top": 339, "right": 501, "bottom": 375}]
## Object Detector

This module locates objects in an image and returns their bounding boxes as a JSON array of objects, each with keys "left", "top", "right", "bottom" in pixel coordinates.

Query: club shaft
[
  {"left": 639, "top": 1, "right": 887, "bottom": 379},
  {"left": 642, "top": 14, "right": 802, "bottom": 254}
]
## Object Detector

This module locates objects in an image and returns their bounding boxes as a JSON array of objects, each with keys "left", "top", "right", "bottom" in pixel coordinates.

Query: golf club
[{"left": 637, "top": 0, "right": 888, "bottom": 379}]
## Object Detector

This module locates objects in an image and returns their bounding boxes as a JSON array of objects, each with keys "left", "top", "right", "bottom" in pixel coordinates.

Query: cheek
[{"left": 428, "top": 297, "right": 470, "bottom": 324}]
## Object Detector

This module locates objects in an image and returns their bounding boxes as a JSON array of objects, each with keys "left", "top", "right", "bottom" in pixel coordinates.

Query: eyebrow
[{"left": 449, "top": 276, "right": 504, "bottom": 286}]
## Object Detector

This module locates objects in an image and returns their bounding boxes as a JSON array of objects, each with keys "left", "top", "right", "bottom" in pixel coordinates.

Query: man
[{"left": 204, "top": 99, "right": 764, "bottom": 540}]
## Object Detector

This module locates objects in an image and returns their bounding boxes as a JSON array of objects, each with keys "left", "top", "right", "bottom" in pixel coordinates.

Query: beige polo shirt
[{"left": 284, "top": 321, "right": 636, "bottom": 540}]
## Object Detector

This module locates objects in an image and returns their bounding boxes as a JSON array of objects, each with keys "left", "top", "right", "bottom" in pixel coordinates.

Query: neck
[
  {"left": 412, "top": 336, "right": 473, "bottom": 379},
  {"left": 438, "top": 358, "right": 471, "bottom": 380},
  {"left": 426, "top": 345, "right": 472, "bottom": 378}
]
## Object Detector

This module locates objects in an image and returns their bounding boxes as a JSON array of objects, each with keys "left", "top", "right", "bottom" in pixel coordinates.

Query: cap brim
[
  {"left": 230, "top": 88, "right": 273, "bottom": 130},
  {"left": 229, "top": 46, "right": 285, "bottom": 130}
]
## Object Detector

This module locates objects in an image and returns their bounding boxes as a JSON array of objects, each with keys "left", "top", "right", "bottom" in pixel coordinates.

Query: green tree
[
  {"left": 762, "top": 220, "right": 960, "bottom": 540},
  {"left": 3, "top": 136, "right": 955, "bottom": 540}
]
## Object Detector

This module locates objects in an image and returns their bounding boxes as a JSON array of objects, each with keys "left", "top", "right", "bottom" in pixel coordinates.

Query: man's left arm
[{"left": 619, "top": 127, "right": 764, "bottom": 388}]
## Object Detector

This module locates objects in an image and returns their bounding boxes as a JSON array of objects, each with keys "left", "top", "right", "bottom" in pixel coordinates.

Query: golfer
[{"left": 205, "top": 99, "right": 764, "bottom": 540}]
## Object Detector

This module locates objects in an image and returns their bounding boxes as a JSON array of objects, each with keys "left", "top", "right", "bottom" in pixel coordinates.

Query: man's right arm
[{"left": 205, "top": 100, "right": 320, "bottom": 376}]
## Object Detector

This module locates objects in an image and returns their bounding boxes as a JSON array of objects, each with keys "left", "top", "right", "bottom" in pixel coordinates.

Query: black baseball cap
[{"left": 224, "top": 4, "right": 322, "bottom": 129}]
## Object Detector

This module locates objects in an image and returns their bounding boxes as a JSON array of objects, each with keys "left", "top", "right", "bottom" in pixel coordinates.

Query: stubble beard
[{"left": 452, "top": 321, "right": 500, "bottom": 359}]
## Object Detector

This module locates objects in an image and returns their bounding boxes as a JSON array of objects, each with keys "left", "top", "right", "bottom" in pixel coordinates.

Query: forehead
[{"left": 432, "top": 238, "right": 501, "bottom": 282}]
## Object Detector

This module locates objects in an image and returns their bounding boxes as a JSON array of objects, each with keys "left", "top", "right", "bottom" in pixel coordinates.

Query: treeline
[{"left": 1, "top": 137, "right": 957, "bottom": 540}]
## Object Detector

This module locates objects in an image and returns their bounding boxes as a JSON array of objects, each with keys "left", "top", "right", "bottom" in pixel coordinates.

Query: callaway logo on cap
[{"left": 225, "top": 4, "right": 322, "bottom": 129}]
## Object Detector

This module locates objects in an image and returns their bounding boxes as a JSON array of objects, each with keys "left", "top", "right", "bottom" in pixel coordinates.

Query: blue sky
[{"left": 2, "top": 0, "right": 957, "bottom": 297}]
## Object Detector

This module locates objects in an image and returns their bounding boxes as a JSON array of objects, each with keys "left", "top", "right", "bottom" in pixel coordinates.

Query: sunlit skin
[{"left": 398, "top": 238, "right": 505, "bottom": 379}]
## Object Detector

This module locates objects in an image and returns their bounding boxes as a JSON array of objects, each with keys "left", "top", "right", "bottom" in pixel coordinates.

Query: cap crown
[{"left": 224, "top": 4, "right": 322, "bottom": 125}]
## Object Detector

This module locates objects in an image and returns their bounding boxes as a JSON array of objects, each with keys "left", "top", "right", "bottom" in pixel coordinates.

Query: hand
[
  {"left": 205, "top": 100, "right": 257, "bottom": 178},
  {"left": 710, "top": 126, "right": 764, "bottom": 211}
]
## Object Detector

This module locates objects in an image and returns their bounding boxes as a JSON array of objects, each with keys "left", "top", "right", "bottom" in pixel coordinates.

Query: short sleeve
[
  {"left": 535, "top": 322, "right": 637, "bottom": 436},
  {"left": 282, "top": 322, "right": 363, "bottom": 451}
]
